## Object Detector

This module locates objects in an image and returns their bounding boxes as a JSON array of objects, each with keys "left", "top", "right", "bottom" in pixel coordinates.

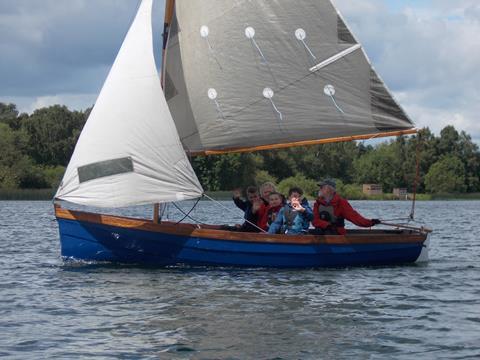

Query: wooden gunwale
[{"left": 55, "top": 207, "right": 427, "bottom": 246}]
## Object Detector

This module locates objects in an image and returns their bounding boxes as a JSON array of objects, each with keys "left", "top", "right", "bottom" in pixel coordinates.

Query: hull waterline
[{"left": 56, "top": 207, "right": 429, "bottom": 268}]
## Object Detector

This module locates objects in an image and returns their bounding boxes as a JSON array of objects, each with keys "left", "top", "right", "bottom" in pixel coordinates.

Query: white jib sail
[{"left": 55, "top": 0, "right": 203, "bottom": 208}]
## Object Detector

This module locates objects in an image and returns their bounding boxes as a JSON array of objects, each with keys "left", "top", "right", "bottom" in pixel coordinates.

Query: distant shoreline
[{"left": 1, "top": 189, "right": 479, "bottom": 201}]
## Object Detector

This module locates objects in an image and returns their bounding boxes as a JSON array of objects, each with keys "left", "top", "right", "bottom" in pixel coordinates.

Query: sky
[{"left": 0, "top": 0, "right": 479, "bottom": 142}]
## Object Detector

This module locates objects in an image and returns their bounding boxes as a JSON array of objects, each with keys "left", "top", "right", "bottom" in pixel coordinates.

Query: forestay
[
  {"left": 164, "top": 0, "right": 415, "bottom": 154},
  {"left": 55, "top": 0, "right": 203, "bottom": 208}
]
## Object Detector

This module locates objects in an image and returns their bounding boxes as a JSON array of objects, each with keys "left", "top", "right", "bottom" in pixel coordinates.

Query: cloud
[
  {"left": 333, "top": 0, "right": 480, "bottom": 141},
  {"left": 0, "top": 0, "right": 164, "bottom": 97},
  {"left": 0, "top": 0, "right": 478, "bottom": 142}
]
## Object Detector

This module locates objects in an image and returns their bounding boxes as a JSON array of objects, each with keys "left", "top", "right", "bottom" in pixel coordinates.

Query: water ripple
[{"left": 0, "top": 200, "right": 479, "bottom": 359}]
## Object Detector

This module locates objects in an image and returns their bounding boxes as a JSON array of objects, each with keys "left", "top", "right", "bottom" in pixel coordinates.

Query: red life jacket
[
  {"left": 258, "top": 204, "right": 282, "bottom": 231},
  {"left": 313, "top": 193, "right": 373, "bottom": 235}
]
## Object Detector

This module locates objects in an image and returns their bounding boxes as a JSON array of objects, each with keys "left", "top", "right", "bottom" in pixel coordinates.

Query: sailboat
[{"left": 54, "top": 0, "right": 431, "bottom": 268}]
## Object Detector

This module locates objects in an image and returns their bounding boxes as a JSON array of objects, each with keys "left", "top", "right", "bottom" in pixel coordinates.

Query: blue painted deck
[{"left": 57, "top": 218, "right": 425, "bottom": 268}]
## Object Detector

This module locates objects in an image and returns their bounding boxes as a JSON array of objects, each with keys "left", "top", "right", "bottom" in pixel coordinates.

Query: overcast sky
[{"left": 0, "top": 0, "right": 479, "bottom": 142}]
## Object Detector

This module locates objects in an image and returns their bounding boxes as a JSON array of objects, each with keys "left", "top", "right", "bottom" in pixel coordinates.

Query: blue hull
[{"left": 57, "top": 217, "right": 425, "bottom": 268}]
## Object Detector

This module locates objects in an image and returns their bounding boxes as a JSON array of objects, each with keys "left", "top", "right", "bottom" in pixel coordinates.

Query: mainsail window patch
[{"left": 78, "top": 157, "right": 134, "bottom": 184}]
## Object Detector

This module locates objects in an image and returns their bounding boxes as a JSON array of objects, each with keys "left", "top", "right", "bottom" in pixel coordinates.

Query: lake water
[{"left": 0, "top": 200, "right": 479, "bottom": 359}]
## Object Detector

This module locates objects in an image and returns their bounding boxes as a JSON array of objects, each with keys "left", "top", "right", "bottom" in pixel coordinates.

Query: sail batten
[
  {"left": 164, "top": 0, "right": 415, "bottom": 154},
  {"left": 55, "top": 0, "right": 203, "bottom": 208}
]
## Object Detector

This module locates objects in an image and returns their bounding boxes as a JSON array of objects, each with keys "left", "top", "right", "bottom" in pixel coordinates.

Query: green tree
[
  {"left": 296, "top": 142, "right": 358, "bottom": 183},
  {"left": 21, "top": 105, "right": 86, "bottom": 166},
  {"left": 277, "top": 174, "right": 317, "bottom": 199},
  {"left": 0, "top": 123, "right": 48, "bottom": 188},
  {"left": 353, "top": 142, "right": 403, "bottom": 192},
  {"left": 0, "top": 103, "right": 20, "bottom": 129},
  {"left": 425, "top": 155, "right": 467, "bottom": 193},
  {"left": 191, "top": 153, "right": 259, "bottom": 191},
  {"left": 254, "top": 170, "right": 277, "bottom": 187}
]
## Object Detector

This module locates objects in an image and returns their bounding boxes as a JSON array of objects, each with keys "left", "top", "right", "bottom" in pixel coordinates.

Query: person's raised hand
[
  {"left": 291, "top": 198, "right": 305, "bottom": 212},
  {"left": 252, "top": 200, "right": 262, "bottom": 213},
  {"left": 232, "top": 188, "right": 242, "bottom": 199}
]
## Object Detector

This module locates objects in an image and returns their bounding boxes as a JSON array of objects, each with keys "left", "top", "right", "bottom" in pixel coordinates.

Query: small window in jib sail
[{"left": 77, "top": 157, "right": 134, "bottom": 183}]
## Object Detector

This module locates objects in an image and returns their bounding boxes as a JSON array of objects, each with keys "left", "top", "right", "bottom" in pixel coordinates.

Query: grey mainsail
[{"left": 164, "top": 0, "right": 414, "bottom": 154}]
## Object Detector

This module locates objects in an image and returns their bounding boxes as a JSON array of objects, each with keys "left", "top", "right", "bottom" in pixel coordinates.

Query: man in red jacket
[{"left": 312, "top": 179, "right": 380, "bottom": 235}]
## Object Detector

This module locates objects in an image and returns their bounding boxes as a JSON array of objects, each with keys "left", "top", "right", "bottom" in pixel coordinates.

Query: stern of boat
[{"left": 415, "top": 233, "right": 431, "bottom": 263}]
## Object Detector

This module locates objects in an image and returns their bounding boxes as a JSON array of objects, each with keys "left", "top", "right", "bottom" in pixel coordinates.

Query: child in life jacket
[
  {"left": 258, "top": 192, "right": 284, "bottom": 231},
  {"left": 268, "top": 187, "right": 313, "bottom": 235}
]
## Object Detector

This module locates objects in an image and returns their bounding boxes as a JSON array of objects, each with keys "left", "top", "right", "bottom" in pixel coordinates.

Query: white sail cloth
[
  {"left": 55, "top": 0, "right": 203, "bottom": 208},
  {"left": 164, "top": 0, "right": 415, "bottom": 153}
]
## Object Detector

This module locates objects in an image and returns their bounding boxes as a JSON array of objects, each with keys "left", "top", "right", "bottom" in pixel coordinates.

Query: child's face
[
  {"left": 247, "top": 192, "right": 260, "bottom": 202},
  {"left": 289, "top": 192, "right": 301, "bottom": 202},
  {"left": 269, "top": 194, "right": 282, "bottom": 207}
]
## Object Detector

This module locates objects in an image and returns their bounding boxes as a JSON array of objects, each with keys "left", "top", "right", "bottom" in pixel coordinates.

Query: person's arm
[
  {"left": 233, "top": 197, "right": 247, "bottom": 212},
  {"left": 341, "top": 199, "right": 374, "bottom": 227},
  {"left": 312, "top": 202, "right": 330, "bottom": 229},
  {"left": 302, "top": 202, "right": 314, "bottom": 222},
  {"left": 268, "top": 208, "right": 284, "bottom": 234}
]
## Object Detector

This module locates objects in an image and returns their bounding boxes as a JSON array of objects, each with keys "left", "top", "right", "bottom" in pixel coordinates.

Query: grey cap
[{"left": 317, "top": 178, "right": 336, "bottom": 189}]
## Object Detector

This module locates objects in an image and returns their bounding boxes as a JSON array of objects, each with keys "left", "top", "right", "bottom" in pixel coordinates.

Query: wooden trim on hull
[{"left": 55, "top": 207, "right": 427, "bottom": 246}]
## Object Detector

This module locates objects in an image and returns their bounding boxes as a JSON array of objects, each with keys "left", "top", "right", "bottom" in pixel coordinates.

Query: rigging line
[
  {"left": 173, "top": 197, "right": 204, "bottom": 225},
  {"left": 160, "top": 202, "right": 168, "bottom": 219},
  {"left": 203, "top": 193, "right": 267, "bottom": 233},
  {"left": 380, "top": 217, "right": 412, "bottom": 222},
  {"left": 410, "top": 132, "right": 422, "bottom": 221}
]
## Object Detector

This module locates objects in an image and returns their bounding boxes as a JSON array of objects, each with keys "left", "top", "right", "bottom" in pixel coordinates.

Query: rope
[
  {"left": 380, "top": 217, "right": 411, "bottom": 222},
  {"left": 173, "top": 197, "right": 203, "bottom": 225},
  {"left": 203, "top": 193, "right": 267, "bottom": 233},
  {"left": 380, "top": 221, "right": 432, "bottom": 234},
  {"left": 410, "top": 132, "right": 422, "bottom": 221}
]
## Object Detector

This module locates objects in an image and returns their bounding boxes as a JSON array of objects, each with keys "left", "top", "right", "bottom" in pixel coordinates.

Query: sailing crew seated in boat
[
  {"left": 258, "top": 192, "right": 285, "bottom": 231},
  {"left": 232, "top": 186, "right": 263, "bottom": 232},
  {"left": 268, "top": 187, "right": 313, "bottom": 235},
  {"left": 259, "top": 182, "right": 277, "bottom": 206},
  {"left": 311, "top": 179, "right": 381, "bottom": 235}
]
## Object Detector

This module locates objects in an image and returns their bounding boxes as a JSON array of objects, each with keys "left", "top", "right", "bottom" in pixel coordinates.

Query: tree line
[{"left": 1, "top": 102, "right": 479, "bottom": 196}]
